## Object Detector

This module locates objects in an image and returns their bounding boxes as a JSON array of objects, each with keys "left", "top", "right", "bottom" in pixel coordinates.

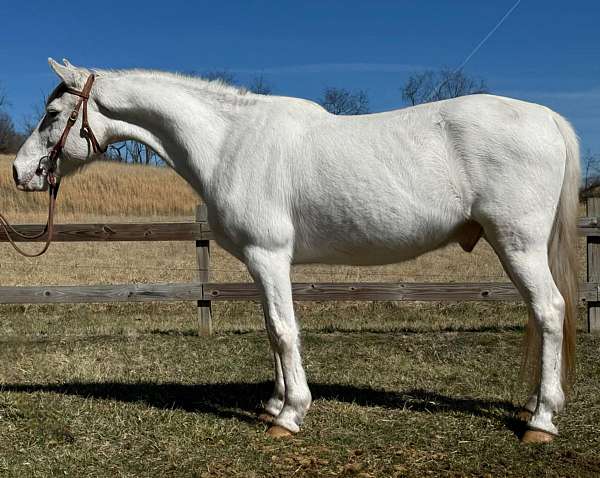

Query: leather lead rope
[{"left": 0, "top": 181, "right": 60, "bottom": 257}]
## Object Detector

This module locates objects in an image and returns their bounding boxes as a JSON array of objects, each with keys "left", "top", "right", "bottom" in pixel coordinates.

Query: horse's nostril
[{"left": 12, "top": 165, "right": 19, "bottom": 185}]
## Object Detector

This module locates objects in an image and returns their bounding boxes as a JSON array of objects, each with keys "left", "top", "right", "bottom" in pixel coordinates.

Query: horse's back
[
  {"left": 289, "top": 95, "right": 569, "bottom": 264},
  {"left": 210, "top": 94, "right": 570, "bottom": 266}
]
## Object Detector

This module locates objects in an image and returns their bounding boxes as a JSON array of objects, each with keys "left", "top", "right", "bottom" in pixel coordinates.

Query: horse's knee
[{"left": 266, "top": 316, "right": 299, "bottom": 351}]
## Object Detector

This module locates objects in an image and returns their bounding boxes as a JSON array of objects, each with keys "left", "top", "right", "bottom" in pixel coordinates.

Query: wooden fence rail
[
  {"left": 2, "top": 281, "right": 595, "bottom": 305},
  {"left": 1, "top": 201, "right": 599, "bottom": 334}
]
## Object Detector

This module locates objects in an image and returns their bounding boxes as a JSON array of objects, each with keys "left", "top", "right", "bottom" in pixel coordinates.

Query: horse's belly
[
  {"left": 292, "top": 217, "right": 458, "bottom": 266},
  {"left": 293, "top": 243, "right": 432, "bottom": 266}
]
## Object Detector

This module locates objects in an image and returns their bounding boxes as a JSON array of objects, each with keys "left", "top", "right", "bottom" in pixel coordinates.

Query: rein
[
  {"left": 0, "top": 184, "right": 59, "bottom": 257},
  {"left": 1, "top": 74, "right": 104, "bottom": 257}
]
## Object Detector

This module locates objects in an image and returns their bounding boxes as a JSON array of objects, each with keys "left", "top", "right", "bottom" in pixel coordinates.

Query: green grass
[{"left": 0, "top": 302, "right": 598, "bottom": 477}]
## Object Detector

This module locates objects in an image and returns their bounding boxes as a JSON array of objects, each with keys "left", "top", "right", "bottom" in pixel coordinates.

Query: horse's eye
[{"left": 46, "top": 110, "right": 59, "bottom": 118}]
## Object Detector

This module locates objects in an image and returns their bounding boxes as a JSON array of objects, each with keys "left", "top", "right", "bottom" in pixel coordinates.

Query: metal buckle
[{"left": 69, "top": 110, "right": 79, "bottom": 122}]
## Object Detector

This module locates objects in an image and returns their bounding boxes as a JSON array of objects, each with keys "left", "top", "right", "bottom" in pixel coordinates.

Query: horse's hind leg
[
  {"left": 491, "top": 256, "right": 540, "bottom": 424},
  {"left": 516, "top": 349, "right": 539, "bottom": 423},
  {"left": 487, "top": 233, "right": 565, "bottom": 442}
]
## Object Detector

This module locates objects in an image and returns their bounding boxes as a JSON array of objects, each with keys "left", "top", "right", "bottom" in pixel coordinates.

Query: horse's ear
[
  {"left": 48, "top": 57, "right": 84, "bottom": 87},
  {"left": 62, "top": 58, "right": 75, "bottom": 68}
]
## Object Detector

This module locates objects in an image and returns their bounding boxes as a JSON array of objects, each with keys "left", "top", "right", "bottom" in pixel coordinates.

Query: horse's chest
[{"left": 204, "top": 215, "right": 246, "bottom": 260}]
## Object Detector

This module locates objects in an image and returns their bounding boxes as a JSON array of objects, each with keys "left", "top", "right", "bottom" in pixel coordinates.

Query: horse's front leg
[{"left": 245, "top": 246, "right": 311, "bottom": 436}]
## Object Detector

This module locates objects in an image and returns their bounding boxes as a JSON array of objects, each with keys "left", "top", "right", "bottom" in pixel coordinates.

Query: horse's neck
[{"left": 97, "top": 74, "right": 236, "bottom": 197}]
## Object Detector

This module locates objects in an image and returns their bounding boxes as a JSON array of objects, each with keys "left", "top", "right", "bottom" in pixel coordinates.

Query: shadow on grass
[
  {"left": 0, "top": 381, "right": 526, "bottom": 437},
  {"left": 301, "top": 324, "right": 526, "bottom": 334},
  {"left": 147, "top": 324, "right": 525, "bottom": 337}
]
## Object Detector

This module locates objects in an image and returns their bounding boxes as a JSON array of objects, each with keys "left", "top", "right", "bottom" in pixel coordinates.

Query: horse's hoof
[
  {"left": 266, "top": 425, "right": 294, "bottom": 438},
  {"left": 516, "top": 409, "right": 533, "bottom": 422},
  {"left": 257, "top": 412, "right": 275, "bottom": 424},
  {"left": 521, "top": 429, "right": 554, "bottom": 444}
]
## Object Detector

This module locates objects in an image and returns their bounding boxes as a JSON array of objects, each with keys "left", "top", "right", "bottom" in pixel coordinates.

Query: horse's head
[{"left": 13, "top": 58, "right": 108, "bottom": 191}]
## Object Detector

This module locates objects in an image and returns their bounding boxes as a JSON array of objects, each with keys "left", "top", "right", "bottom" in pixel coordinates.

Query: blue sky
[{"left": 1, "top": 0, "right": 598, "bottom": 153}]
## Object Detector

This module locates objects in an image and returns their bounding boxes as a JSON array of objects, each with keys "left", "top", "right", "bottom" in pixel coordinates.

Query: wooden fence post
[
  {"left": 587, "top": 197, "right": 600, "bottom": 333},
  {"left": 196, "top": 204, "right": 212, "bottom": 336}
]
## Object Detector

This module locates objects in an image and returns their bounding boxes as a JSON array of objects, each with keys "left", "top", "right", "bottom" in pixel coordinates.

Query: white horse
[{"left": 13, "top": 59, "right": 579, "bottom": 444}]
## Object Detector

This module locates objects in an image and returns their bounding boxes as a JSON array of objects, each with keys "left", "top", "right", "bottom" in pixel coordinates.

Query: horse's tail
[{"left": 524, "top": 112, "right": 580, "bottom": 393}]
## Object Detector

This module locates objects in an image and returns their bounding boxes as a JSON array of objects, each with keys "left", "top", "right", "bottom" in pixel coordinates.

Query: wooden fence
[{"left": 2, "top": 199, "right": 600, "bottom": 335}]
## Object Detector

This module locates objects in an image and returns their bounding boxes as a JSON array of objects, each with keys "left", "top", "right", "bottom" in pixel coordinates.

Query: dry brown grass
[{"left": 0, "top": 155, "right": 199, "bottom": 220}]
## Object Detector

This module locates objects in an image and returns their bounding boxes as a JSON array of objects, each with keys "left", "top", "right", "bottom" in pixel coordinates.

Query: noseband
[{"left": 0, "top": 73, "right": 104, "bottom": 257}]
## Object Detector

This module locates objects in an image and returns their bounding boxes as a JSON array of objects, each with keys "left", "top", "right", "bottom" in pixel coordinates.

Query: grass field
[{"left": 0, "top": 155, "right": 599, "bottom": 477}]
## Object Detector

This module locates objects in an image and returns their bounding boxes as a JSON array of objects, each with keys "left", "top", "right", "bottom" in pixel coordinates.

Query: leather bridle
[
  {"left": 0, "top": 73, "right": 104, "bottom": 257},
  {"left": 43, "top": 73, "right": 105, "bottom": 182}
]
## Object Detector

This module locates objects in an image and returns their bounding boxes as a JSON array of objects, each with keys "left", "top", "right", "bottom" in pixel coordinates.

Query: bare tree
[
  {"left": 319, "top": 87, "right": 369, "bottom": 115},
  {"left": 0, "top": 113, "right": 22, "bottom": 154},
  {"left": 22, "top": 90, "right": 49, "bottom": 135},
  {"left": 190, "top": 69, "right": 274, "bottom": 95},
  {"left": 584, "top": 150, "right": 597, "bottom": 188},
  {"left": 580, "top": 149, "right": 600, "bottom": 198},
  {"left": 0, "top": 84, "right": 23, "bottom": 153},
  {"left": 0, "top": 85, "right": 6, "bottom": 111},
  {"left": 105, "top": 141, "right": 160, "bottom": 165},
  {"left": 200, "top": 70, "right": 237, "bottom": 85},
  {"left": 402, "top": 68, "right": 488, "bottom": 106},
  {"left": 248, "top": 74, "right": 273, "bottom": 95}
]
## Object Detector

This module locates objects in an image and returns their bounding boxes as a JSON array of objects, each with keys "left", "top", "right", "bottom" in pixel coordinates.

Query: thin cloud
[
  {"left": 536, "top": 89, "right": 600, "bottom": 100},
  {"left": 507, "top": 87, "right": 600, "bottom": 101},
  {"left": 230, "top": 63, "right": 424, "bottom": 75}
]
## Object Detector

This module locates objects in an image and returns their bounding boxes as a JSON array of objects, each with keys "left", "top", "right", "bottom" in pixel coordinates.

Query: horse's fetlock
[
  {"left": 529, "top": 410, "right": 559, "bottom": 436},
  {"left": 264, "top": 397, "right": 284, "bottom": 416}
]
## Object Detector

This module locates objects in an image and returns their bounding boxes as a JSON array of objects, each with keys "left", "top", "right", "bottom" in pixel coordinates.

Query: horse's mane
[
  {"left": 45, "top": 67, "right": 253, "bottom": 108},
  {"left": 95, "top": 68, "right": 252, "bottom": 98}
]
